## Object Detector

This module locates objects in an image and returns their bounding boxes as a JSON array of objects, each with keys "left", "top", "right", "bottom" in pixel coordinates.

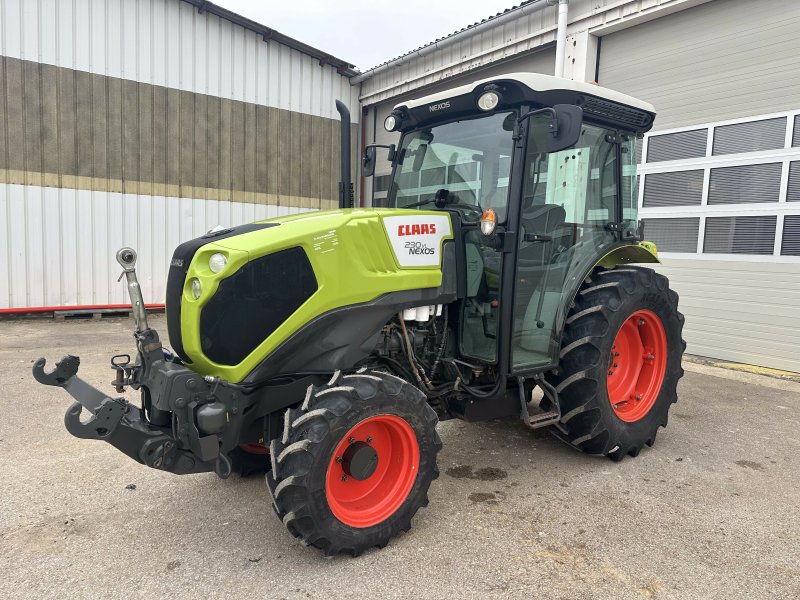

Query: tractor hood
[{"left": 166, "top": 208, "right": 454, "bottom": 383}]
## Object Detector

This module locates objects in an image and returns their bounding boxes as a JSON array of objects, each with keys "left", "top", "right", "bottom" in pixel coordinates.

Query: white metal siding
[
  {"left": 0, "top": 0, "right": 358, "bottom": 310},
  {"left": 358, "top": 5, "right": 559, "bottom": 104},
  {"left": 638, "top": 111, "right": 800, "bottom": 373},
  {"left": 598, "top": 0, "right": 800, "bottom": 130},
  {"left": 0, "top": 0, "right": 359, "bottom": 120},
  {"left": 653, "top": 258, "right": 800, "bottom": 373},
  {"left": 597, "top": 1, "right": 800, "bottom": 372},
  {"left": 0, "top": 184, "right": 309, "bottom": 309},
  {"left": 358, "top": 0, "right": 707, "bottom": 104}
]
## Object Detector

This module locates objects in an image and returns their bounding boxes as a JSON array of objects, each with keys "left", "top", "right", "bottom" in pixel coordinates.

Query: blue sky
[{"left": 215, "top": 0, "right": 518, "bottom": 71}]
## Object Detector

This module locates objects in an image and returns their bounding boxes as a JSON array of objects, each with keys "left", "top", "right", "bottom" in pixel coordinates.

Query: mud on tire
[
  {"left": 546, "top": 266, "right": 685, "bottom": 461},
  {"left": 266, "top": 370, "right": 442, "bottom": 556}
]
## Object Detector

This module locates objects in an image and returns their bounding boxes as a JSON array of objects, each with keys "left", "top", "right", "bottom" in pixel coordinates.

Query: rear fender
[{"left": 594, "top": 242, "right": 660, "bottom": 269}]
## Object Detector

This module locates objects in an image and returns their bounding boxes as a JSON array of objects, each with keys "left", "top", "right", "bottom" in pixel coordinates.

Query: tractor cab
[{"left": 365, "top": 73, "right": 657, "bottom": 376}]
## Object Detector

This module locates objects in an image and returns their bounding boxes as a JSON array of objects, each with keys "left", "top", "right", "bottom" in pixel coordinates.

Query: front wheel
[
  {"left": 266, "top": 370, "right": 441, "bottom": 556},
  {"left": 547, "top": 266, "right": 685, "bottom": 460}
]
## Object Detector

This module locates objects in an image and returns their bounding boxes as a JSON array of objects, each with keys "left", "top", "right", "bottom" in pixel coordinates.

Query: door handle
[{"left": 523, "top": 233, "right": 553, "bottom": 243}]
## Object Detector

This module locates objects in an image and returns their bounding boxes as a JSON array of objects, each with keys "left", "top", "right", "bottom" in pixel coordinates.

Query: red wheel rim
[
  {"left": 325, "top": 415, "right": 419, "bottom": 528},
  {"left": 607, "top": 309, "right": 667, "bottom": 422}
]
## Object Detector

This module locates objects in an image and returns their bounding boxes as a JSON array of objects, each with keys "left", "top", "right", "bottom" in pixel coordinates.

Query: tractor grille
[
  {"left": 199, "top": 247, "right": 318, "bottom": 366},
  {"left": 164, "top": 222, "right": 279, "bottom": 362}
]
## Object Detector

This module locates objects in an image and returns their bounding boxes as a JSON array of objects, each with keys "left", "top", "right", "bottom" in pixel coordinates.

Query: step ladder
[{"left": 517, "top": 375, "right": 561, "bottom": 430}]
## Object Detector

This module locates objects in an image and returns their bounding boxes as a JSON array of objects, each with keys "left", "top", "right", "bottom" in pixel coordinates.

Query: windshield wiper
[{"left": 403, "top": 197, "right": 436, "bottom": 209}]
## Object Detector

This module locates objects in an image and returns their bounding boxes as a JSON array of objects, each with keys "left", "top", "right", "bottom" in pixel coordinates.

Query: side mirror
[
  {"left": 362, "top": 144, "right": 396, "bottom": 177},
  {"left": 547, "top": 104, "right": 583, "bottom": 153},
  {"left": 362, "top": 146, "right": 376, "bottom": 177}
]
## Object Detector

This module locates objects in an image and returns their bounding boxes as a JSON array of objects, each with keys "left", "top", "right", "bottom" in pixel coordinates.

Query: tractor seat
[{"left": 518, "top": 204, "right": 567, "bottom": 265}]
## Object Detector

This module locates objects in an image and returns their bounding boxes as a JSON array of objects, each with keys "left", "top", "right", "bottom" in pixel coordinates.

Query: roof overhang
[
  {"left": 391, "top": 72, "right": 657, "bottom": 134},
  {"left": 182, "top": 0, "right": 360, "bottom": 77}
]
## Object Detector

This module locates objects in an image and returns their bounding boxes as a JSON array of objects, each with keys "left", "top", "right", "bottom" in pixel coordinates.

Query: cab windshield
[{"left": 388, "top": 111, "right": 516, "bottom": 222}]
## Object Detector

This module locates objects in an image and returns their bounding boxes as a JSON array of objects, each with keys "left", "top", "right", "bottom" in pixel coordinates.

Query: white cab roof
[{"left": 395, "top": 72, "right": 655, "bottom": 114}]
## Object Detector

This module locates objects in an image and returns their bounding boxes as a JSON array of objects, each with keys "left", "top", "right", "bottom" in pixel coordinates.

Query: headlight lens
[
  {"left": 384, "top": 115, "right": 397, "bottom": 131},
  {"left": 190, "top": 278, "right": 202, "bottom": 300},
  {"left": 209, "top": 252, "right": 227, "bottom": 273},
  {"left": 477, "top": 91, "right": 500, "bottom": 112}
]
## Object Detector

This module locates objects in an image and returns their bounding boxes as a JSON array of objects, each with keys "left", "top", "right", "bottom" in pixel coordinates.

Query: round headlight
[
  {"left": 209, "top": 252, "right": 227, "bottom": 273},
  {"left": 190, "top": 278, "right": 202, "bottom": 300},
  {"left": 477, "top": 91, "right": 500, "bottom": 112},
  {"left": 384, "top": 115, "right": 397, "bottom": 132}
]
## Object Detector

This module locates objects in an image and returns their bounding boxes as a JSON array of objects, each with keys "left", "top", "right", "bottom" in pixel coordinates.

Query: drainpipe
[{"left": 553, "top": 0, "right": 569, "bottom": 78}]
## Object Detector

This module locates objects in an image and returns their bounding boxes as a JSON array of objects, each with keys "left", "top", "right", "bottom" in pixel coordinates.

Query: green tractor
[{"left": 34, "top": 73, "right": 684, "bottom": 556}]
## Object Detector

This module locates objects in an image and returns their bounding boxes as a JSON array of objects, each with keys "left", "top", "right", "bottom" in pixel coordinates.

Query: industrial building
[
  {"left": 0, "top": 0, "right": 360, "bottom": 312},
  {"left": 1, "top": 0, "right": 798, "bottom": 372}
]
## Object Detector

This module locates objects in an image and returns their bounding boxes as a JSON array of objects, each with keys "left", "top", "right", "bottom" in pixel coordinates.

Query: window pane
[
  {"left": 712, "top": 117, "right": 787, "bottom": 155},
  {"left": 647, "top": 129, "right": 707, "bottom": 162},
  {"left": 420, "top": 166, "right": 446, "bottom": 187},
  {"left": 642, "top": 170, "right": 704, "bottom": 207},
  {"left": 792, "top": 115, "right": 799, "bottom": 147},
  {"left": 388, "top": 111, "right": 515, "bottom": 221},
  {"left": 707, "top": 163, "right": 782, "bottom": 204},
  {"left": 788, "top": 161, "right": 800, "bottom": 202},
  {"left": 448, "top": 162, "right": 478, "bottom": 184},
  {"left": 782, "top": 216, "right": 800, "bottom": 256},
  {"left": 703, "top": 216, "right": 776, "bottom": 255},
  {"left": 643, "top": 218, "right": 699, "bottom": 253},
  {"left": 621, "top": 137, "right": 639, "bottom": 224},
  {"left": 374, "top": 174, "right": 392, "bottom": 193},
  {"left": 513, "top": 123, "right": 619, "bottom": 369}
]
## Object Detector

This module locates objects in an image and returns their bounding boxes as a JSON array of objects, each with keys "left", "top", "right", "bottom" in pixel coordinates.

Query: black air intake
[
  {"left": 199, "top": 247, "right": 318, "bottom": 366},
  {"left": 579, "top": 95, "right": 652, "bottom": 130},
  {"left": 164, "top": 222, "right": 279, "bottom": 362}
]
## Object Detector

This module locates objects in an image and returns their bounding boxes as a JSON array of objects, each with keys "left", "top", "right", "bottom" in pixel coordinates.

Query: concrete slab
[{"left": 1, "top": 315, "right": 798, "bottom": 599}]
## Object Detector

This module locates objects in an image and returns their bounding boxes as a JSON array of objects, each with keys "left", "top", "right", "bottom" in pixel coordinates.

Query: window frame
[{"left": 637, "top": 108, "right": 800, "bottom": 262}]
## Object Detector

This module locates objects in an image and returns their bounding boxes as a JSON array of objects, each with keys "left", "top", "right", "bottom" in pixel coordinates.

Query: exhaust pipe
[{"left": 335, "top": 100, "right": 353, "bottom": 209}]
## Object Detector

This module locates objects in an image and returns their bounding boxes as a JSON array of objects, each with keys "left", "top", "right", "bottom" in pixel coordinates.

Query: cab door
[
  {"left": 510, "top": 119, "right": 623, "bottom": 370},
  {"left": 459, "top": 152, "right": 513, "bottom": 363}
]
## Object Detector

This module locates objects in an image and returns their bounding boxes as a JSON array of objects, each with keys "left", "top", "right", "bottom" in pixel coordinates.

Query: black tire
[
  {"left": 266, "top": 370, "right": 441, "bottom": 556},
  {"left": 546, "top": 266, "right": 685, "bottom": 461}
]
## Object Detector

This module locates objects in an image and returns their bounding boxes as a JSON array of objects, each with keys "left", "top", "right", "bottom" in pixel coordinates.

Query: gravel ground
[{"left": 1, "top": 314, "right": 799, "bottom": 600}]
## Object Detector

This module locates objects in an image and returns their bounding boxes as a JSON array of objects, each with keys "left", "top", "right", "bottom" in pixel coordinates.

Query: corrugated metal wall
[
  {"left": 0, "top": 0, "right": 359, "bottom": 310},
  {"left": 597, "top": 0, "right": 800, "bottom": 372},
  {"left": 357, "top": 0, "right": 701, "bottom": 104},
  {"left": 651, "top": 258, "right": 800, "bottom": 373},
  {"left": 358, "top": 3, "right": 559, "bottom": 104},
  {"left": 598, "top": 0, "right": 800, "bottom": 130}
]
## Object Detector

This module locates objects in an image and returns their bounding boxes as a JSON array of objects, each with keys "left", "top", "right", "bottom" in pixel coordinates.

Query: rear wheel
[
  {"left": 547, "top": 266, "right": 685, "bottom": 460},
  {"left": 266, "top": 370, "right": 441, "bottom": 556}
]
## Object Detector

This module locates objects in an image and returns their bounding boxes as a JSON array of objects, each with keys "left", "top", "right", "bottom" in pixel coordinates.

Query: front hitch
[
  {"left": 33, "top": 355, "right": 208, "bottom": 475},
  {"left": 31, "top": 247, "right": 239, "bottom": 478}
]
